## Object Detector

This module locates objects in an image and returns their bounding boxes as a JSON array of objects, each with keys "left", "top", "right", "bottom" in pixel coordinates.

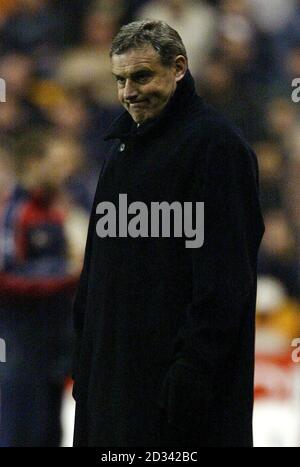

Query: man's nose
[{"left": 123, "top": 79, "right": 138, "bottom": 102}]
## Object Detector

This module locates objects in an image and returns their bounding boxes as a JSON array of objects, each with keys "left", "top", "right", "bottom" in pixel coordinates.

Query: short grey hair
[{"left": 110, "top": 20, "right": 187, "bottom": 67}]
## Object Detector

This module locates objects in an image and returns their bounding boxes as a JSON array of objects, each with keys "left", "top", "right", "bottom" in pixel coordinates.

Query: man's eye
[
  {"left": 135, "top": 75, "right": 151, "bottom": 83},
  {"left": 116, "top": 77, "right": 125, "bottom": 85}
]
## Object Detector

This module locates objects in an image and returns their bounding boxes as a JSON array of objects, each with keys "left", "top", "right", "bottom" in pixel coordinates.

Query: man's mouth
[{"left": 129, "top": 101, "right": 147, "bottom": 107}]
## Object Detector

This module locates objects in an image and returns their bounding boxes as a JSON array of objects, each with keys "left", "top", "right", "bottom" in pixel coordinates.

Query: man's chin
[{"left": 131, "top": 112, "right": 148, "bottom": 124}]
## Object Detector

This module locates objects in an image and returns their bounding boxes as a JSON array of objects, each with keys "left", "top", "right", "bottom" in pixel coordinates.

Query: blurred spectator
[
  {"left": 57, "top": 4, "right": 119, "bottom": 105},
  {"left": 120, "top": 0, "right": 154, "bottom": 25},
  {"left": 254, "top": 141, "right": 285, "bottom": 211},
  {"left": 136, "top": 0, "right": 217, "bottom": 77},
  {"left": 40, "top": 90, "right": 116, "bottom": 195},
  {"left": 44, "top": 92, "right": 90, "bottom": 140},
  {"left": 54, "top": 2, "right": 122, "bottom": 194},
  {"left": 283, "top": 124, "right": 300, "bottom": 243},
  {"left": 258, "top": 210, "right": 299, "bottom": 298},
  {"left": 217, "top": 0, "right": 274, "bottom": 88},
  {"left": 61, "top": 0, "right": 93, "bottom": 46},
  {"left": 0, "top": 52, "right": 33, "bottom": 98},
  {"left": 0, "top": 0, "right": 63, "bottom": 56},
  {"left": 42, "top": 132, "right": 94, "bottom": 215},
  {"left": 256, "top": 276, "right": 300, "bottom": 353},
  {"left": 269, "top": 44, "right": 300, "bottom": 97},
  {"left": 0, "top": 147, "right": 13, "bottom": 183},
  {"left": 0, "top": 52, "right": 45, "bottom": 130},
  {"left": 265, "top": 97, "right": 300, "bottom": 147},
  {"left": 0, "top": 146, "right": 15, "bottom": 219},
  {"left": 0, "top": 0, "right": 18, "bottom": 26},
  {"left": 246, "top": 0, "right": 297, "bottom": 34},
  {"left": 286, "top": 45, "right": 300, "bottom": 85},
  {"left": 0, "top": 130, "right": 87, "bottom": 447},
  {"left": 272, "top": 0, "right": 300, "bottom": 77},
  {"left": 199, "top": 53, "right": 265, "bottom": 142},
  {"left": 0, "top": 97, "right": 29, "bottom": 137}
]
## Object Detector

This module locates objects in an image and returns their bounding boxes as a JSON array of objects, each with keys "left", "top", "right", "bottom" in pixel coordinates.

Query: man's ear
[{"left": 174, "top": 55, "right": 188, "bottom": 82}]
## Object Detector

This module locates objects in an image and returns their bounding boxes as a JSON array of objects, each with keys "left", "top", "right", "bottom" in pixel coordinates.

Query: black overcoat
[{"left": 72, "top": 71, "right": 265, "bottom": 447}]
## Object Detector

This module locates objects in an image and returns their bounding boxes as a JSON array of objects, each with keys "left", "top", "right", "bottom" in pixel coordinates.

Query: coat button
[{"left": 119, "top": 143, "right": 126, "bottom": 152}]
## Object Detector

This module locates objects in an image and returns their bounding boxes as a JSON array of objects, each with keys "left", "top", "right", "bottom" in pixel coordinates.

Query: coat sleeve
[
  {"left": 157, "top": 132, "right": 265, "bottom": 428},
  {"left": 72, "top": 160, "right": 109, "bottom": 388}
]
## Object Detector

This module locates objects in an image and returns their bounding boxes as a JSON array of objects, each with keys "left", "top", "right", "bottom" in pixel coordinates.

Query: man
[{"left": 72, "top": 20, "right": 265, "bottom": 447}]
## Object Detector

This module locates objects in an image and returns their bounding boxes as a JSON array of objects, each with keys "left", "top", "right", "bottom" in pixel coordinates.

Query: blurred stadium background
[{"left": 0, "top": 0, "right": 299, "bottom": 448}]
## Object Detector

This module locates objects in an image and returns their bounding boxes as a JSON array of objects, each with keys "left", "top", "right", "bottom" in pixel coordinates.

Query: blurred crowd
[{"left": 0, "top": 0, "right": 300, "bottom": 447}]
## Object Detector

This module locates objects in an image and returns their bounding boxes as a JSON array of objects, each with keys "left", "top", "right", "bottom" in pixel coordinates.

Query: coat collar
[{"left": 104, "top": 69, "right": 197, "bottom": 141}]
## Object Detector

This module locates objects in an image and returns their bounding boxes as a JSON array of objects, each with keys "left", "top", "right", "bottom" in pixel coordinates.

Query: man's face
[{"left": 111, "top": 46, "right": 180, "bottom": 124}]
